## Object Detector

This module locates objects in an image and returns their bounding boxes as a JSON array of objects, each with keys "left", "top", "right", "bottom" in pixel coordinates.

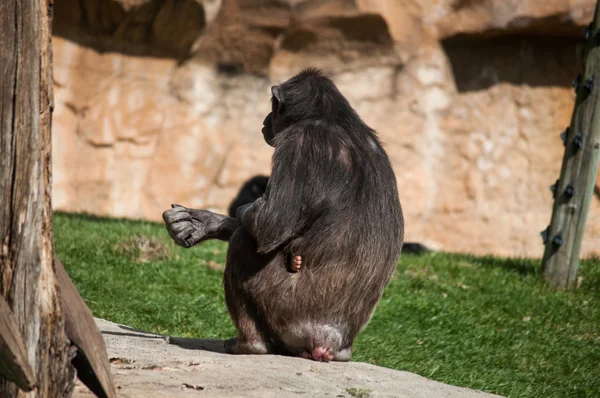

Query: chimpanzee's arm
[
  {"left": 236, "top": 197, "right": 263, "bottom": 237},
  {"left": 242, "top": 125, "right": 327, "bottom": 254},
  {"left": 163, "top": 205, "right": 240, "bottom": 248}
]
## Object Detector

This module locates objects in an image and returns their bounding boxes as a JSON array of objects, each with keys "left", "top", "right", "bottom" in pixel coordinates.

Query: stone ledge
[{"left": 73, "top": 318, "right": 503, "bottom": 398}]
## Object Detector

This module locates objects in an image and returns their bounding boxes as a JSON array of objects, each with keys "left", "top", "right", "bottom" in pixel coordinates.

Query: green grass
[{"left": 53, "top": 212, "right": 600, "bottom": 398}]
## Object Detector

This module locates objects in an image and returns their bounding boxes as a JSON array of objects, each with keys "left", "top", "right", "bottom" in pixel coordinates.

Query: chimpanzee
[
  {"left": 163, "top": 68, "right": 404, "bottom": 362},
  {"left": 228, "top": 175, "right": 430, "bottom": 256}
]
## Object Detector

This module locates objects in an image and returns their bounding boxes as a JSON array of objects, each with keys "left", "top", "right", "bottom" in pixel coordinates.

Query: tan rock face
[{"left": 51, "top": 0, "right": 600, "bottom": 258}]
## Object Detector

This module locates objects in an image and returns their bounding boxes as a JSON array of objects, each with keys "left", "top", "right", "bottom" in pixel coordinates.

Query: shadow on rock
[
  {"left": 166, "top": 336, "right": 226, "bottom": 354},
  {"left": 98, "top": 320, "right": 227, "bottom": 354}
]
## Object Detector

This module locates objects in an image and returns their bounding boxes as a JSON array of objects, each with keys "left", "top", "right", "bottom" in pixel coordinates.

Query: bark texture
[{"left": 0, "top": 0, "right": 75, "bottom": 396}]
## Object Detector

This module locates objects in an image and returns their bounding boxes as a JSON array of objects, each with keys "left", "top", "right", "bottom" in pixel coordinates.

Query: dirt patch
[{"left": 113, "top": 234, "right": 171, "bottom": 263}]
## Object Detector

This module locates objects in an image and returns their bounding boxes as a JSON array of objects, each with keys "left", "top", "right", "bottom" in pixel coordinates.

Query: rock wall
[{"left": 52, "top": 0, "right": 600, "bottom": 258}]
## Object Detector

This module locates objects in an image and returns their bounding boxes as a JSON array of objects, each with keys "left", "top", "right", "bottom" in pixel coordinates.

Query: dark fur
[
  {"left": 227, "top": 69, "right": 404, "bottom": 360},
  {"left": 230, "top": 175, "right": 430, "bottom": 255},
  {"left": 163, "top": 69, "right": 404, "bottom": 361}
]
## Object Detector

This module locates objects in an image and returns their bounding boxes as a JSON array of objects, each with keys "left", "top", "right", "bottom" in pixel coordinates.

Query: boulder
[{"left": 72, "top": 318, "right": 503, "bottom": 398}]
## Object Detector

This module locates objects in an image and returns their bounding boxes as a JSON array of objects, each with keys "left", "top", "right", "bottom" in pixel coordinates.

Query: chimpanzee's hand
[{"left": 162, "top": 204, "right": 219, "bottom": 248}]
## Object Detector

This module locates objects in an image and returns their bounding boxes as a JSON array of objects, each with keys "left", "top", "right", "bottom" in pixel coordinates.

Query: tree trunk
[{"left": 0, "top": 0, "right": 76, "bottom": 396}]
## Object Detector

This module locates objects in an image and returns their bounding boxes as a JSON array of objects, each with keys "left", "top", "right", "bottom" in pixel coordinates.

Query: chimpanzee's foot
[
  {"left": 332, "top": 346, "right": 353, "bottom": 362},
  {"left": 290, "top": 255, "right": 302, "bottom": 272},
  {"left": 224, "top": 337, "right": 270, "bottom": 355}
]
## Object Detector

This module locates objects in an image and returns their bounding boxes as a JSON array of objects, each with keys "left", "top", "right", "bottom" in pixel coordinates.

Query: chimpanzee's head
[{"left": 261, "top": 68, "right": 351, "bottom": 147}]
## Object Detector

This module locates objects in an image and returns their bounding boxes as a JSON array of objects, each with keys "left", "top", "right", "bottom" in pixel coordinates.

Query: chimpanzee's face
[
  {"left": 261, "top": 112, "right": 275, "bottom": 146},
  {"left": 261, "top": 86, "right": 287, "bottom": 147}
]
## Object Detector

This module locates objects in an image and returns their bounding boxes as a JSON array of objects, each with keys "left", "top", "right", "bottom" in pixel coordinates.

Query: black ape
[
  {"left": 163, "top": 68, "right": 404, "bottom": 362},
  {"left": 229, "top": 175, "right": 430, "bottom": 255}
]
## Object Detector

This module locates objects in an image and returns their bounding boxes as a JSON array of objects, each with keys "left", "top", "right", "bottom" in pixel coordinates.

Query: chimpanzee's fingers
[
  {"left": 166, "top": 210, "right": 192, "bottom": 224},
  {"left": 170, "top": 220, "right": 193, "bottom": 234},
  {"left": 175, "top": 225, "right": 197, "bottom": 247},
  {"left": 163, "top": 206, "right": 191, "bottom": 224},
  {"left": 185, "top": 235, "right": 198, "bottom": 248},
  {"left": 167, "top": 205, "right": 187, "bottom": 215}
]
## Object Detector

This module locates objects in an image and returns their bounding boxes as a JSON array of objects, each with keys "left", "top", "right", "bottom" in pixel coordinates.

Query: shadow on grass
[
  {"left": 416, "top": 251, "right": 541, "bottom": 277},
  {"left": 475, "top": 255, "right": 541, "bottom": 277},
  {"left": 476, "top": 255, "right": 599, "bottom": 289},
  {"left": 407, "top": 251, "right": 600, "bottom": 294}
]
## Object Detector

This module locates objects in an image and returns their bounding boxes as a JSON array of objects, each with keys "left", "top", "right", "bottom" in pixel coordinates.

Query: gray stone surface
[{"left": 73, "top": 318, "right": 503, "bottom": 398}]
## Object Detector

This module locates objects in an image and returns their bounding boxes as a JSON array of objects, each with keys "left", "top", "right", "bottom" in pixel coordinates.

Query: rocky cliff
[{"left": 52, "top": 0, "right": 600, "bottom": 257}]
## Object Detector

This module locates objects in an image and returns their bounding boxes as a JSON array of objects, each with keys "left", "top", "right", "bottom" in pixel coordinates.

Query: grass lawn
[{"left": 53, "top": 212, "right": 600, "bottom": 398}]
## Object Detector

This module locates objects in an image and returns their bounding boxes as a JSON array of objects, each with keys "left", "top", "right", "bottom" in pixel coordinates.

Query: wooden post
[
  {"left": 0, "top": 0, "right": 75, "bottom": 395},
  {"left": 542, "top": 1, "right": 600, "bottom": 288},
  {"left": 1, "top": 0, "right": 116, "bottom": 397}
]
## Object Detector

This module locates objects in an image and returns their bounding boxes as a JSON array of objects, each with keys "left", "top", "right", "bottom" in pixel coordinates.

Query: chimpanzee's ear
[
  {"left": 271, "top": 85, "right": 283, "bottom": 102},
  {"left": 271, "top": 85, "right": 284, "bottom": 114}
]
